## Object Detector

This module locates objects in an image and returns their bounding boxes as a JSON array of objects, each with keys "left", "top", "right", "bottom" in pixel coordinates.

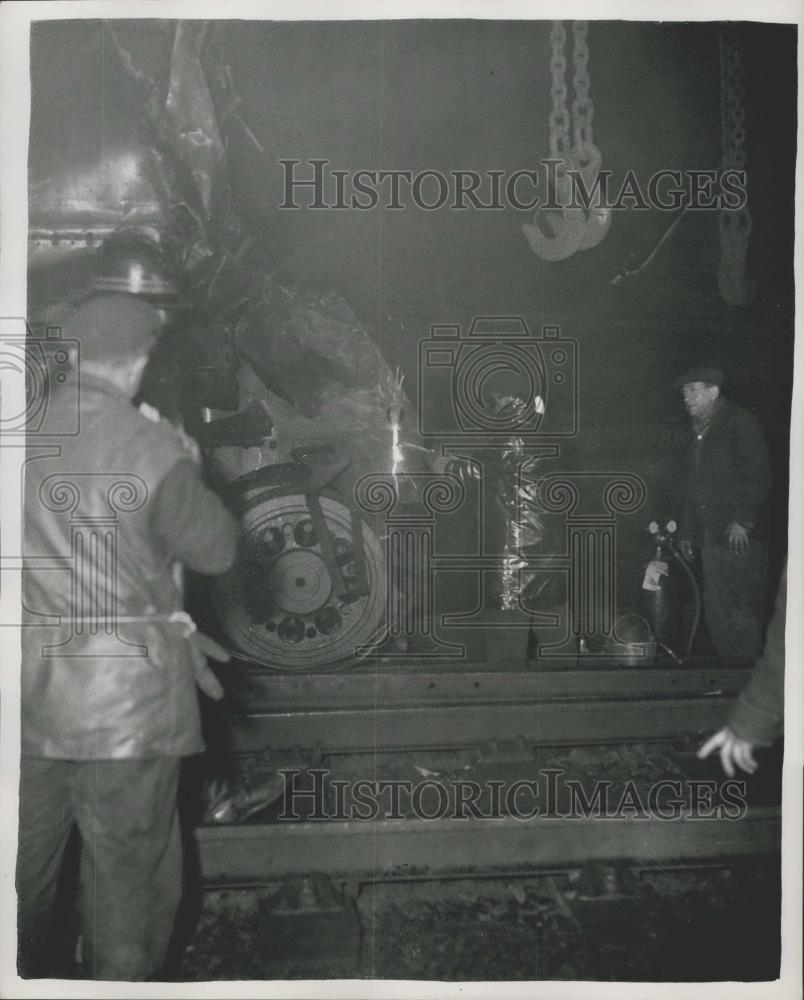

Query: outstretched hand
[
  {"left": 697, "top": 727, "right": 758, "bottom": 778},
  {"left": 189, "top": 632, "right": 231, "bottom": 701},
  {"left": 726, "top": 522, "right": 750, "bottom": 554}
]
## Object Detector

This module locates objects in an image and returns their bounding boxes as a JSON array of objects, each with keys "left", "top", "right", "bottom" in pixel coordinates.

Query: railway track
[
  {"left": 187, "top": 819, "right": 782, "bottom": 982},
  {"left": 198, "top": 663, "right": 780, "bottom": 887},
  {"left": 198, "top": 804, "right": 780, "bottom": 885},
  {"left": 213, "top": 660, "right": 752, "bottom": 753},
  {"left": 190, "top": 665, "right": 782, "bottom": 981}
]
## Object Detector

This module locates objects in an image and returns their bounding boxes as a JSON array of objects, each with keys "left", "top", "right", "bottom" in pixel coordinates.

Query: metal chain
[
  {"left": 720, "top": 26, "right": 746, "bottom": 170},
  {"left": 549, "top": 21, "right": 571, "bottom": 159},
  {"left": 572, "top": 21, "right": 594, "bottom": 156},
  {"left": 528, "top": 21, "right": 608, "bottom": 260},
  {"left": 572, "top": 21, "right": 608, "bottom": 247},
  {"left": 718, "top": 24, "right": 753, "bottom": 305}
]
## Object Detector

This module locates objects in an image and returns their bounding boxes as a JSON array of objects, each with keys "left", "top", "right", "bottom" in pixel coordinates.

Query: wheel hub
[{"left": 271, "top": 549, "right": 332, "bottom": 614}]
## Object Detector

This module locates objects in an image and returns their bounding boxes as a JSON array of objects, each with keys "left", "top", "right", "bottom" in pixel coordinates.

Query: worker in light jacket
[
  {"left": 676, "top": 366, "right": 773, "bottom": 667},
  {"left": 18, "top": 233, "right": 238, "bottom": 981}
]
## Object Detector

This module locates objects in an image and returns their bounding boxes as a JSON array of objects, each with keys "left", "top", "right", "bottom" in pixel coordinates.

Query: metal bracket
[
  {"left": 306, "top": 492, "right": 349, "bottom": 600},
  {"left": 347, "top": 500, "right": 370, "bottom": 600}
]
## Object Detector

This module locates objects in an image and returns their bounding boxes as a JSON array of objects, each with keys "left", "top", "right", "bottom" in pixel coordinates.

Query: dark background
[{"left": 28, "top": 19, "right": 797, "bottom": 616}]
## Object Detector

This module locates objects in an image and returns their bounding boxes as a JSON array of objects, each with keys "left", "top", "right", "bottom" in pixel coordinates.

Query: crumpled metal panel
[
  {"left": 28, "top": 21, "right": 167, "bottom": 255},
  {"left": 162, "top": 21, "right": 225, "bottom": 227},
  {"left": 28, "top": 145, "right": 163, "bottom": 238},
  {"left": 27, "top": 19, "right": 422, "bottom": 500}
]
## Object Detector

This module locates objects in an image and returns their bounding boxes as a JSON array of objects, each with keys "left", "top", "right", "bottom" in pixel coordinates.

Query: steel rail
[
  {"left": 198, "top": 806, "right": 780, "bottom": 884},
  {"left": 220, "top": 664, "right": 746, "bottom": 711},
  {"left": 214, "top": 665, "right": 745, "bottom": 753},
  {"left": 224, "top": 697, "right": 737, "bottom": 753}
]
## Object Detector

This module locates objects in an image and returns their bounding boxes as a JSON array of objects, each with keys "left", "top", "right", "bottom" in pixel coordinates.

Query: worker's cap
[
  {"left": 62, "top": 294, "right": 163, "bottom": 363},
  {"left": 674, "top": 366, "right": 724, "bottom": 390}
]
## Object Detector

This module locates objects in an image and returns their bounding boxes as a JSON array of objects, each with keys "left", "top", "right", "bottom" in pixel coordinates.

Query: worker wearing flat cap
[
  {"left": 18, "top": 232, "right": 238, "bottom": 981},
  {"left": 676, "top": 366, "right": 772, "bottom": 667}
]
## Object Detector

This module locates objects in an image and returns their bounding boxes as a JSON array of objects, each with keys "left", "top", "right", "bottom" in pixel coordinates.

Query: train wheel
[{"left": 216, "top": 489, "right": 387, "bottom": 670}]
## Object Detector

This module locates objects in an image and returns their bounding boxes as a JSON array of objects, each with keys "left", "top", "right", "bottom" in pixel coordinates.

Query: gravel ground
[
  {"left": 179, "top": 862, "right": 780, "bottom": 982},
  {"left": 176, "top": 739, "right": 782, "bottom": 982},
  {"left": 201, "top": 736, "right": 782, "bottom": 824}
]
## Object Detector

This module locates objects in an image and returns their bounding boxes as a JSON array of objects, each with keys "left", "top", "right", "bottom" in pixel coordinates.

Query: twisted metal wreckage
[{"left": 28, "top": 21, "right": 554, "bottom": 672}]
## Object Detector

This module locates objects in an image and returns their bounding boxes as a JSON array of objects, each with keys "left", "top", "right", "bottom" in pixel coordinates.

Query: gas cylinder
[{"left": 640, "top": 521, "right": 684, "bottom": 655}]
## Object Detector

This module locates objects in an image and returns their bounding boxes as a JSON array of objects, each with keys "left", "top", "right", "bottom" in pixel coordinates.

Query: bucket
[{"left": 601, "top": 614, "right": 657, "bottom": 666}]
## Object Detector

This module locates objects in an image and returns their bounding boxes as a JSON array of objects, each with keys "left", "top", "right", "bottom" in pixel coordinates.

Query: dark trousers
[
  {"left": 702, "top": 538, "right": 767, "bottom": 667},
  {"left": 17, "top": 755, "right": 182, "bottom": 981}
]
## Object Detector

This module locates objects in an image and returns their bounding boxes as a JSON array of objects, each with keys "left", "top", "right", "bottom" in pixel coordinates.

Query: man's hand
[
  {"left": 697, "top": 727, "right": 758, "bottom": 777},
  {"left": 726, "top": 521, "right": 750, "bottom": 553},
  {"left": 189, "top": 632, "right": 231, "bottom": 701},
  {"left": 139, "top": 402, "right": 201, "bottom": 464},
  {"left": 679, "top": 539, "right": 694, "bottom": 561}
]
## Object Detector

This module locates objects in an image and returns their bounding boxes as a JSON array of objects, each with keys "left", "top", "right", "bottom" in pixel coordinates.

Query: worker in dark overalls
[
  {"left": 699, "top": 562, "right": 786, "bottom": 776},
  {"left": 676, "top": 366, "right": 772, "bottom": 667},
  {"left": 18, "top": 233, "right": 238, "bottom": 980}
]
